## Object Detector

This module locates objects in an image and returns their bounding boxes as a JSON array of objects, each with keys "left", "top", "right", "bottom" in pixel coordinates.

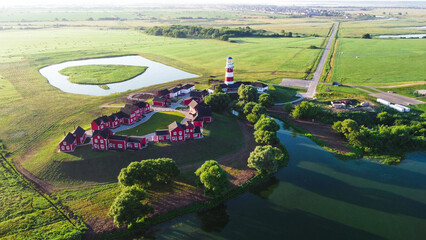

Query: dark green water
[{"left": 147, "top": 120, "right": 426, "bottom": 240}]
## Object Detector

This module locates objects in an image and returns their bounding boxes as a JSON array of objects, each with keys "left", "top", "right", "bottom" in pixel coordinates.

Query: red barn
[
  {"left": 127, "top": 137, "right": 147, "bottom": 150},
  {"left": 133, "top": 101, "right": 151, "bottom": 114},
  {"left": 168, "top": 121, "right": 185, "bottom": 142},
  {"left": 92, "top": 129, "right": 113, "bottom": 151},
  {"left": 59, "top": 132, "right": 77, "bottom": 152},
  {"left": 152, "top": 96, "right": 169, "bottom": 107},
  {"left": 72, "top": 126, "right": 87, "bottom": 145},
  {"left": 153, "top": 130, "right": 170, "bottom": 142},
  {"left": 108, "top": 135, "right": 128, "bottom": 150}
]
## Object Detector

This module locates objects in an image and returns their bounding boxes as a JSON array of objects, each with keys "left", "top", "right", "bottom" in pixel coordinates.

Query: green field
[
  {"left": 377, "top": 84, "right": 426, "bottom": 98},
  {"left": 118, "top": 112, "right": 185, "bottom": 136},
  {"left": 268, "top": 85, "right": 303, "bottom": 103},
  {"left": 332, "top": 38, "right": 426, "bottom": 86},
  {"left": 59, "top": 65, "right": 147, "bottom": 85},
  {"left": 0, "top": 160, "right": 82, "bottom": 239}
]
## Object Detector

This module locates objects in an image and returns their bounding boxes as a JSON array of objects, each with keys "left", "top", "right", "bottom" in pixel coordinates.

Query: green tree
[
  {"left": 283, "top": 102, "right": 293, "bottom": 113},
  {"left": 252, "top": 104, "right": 266, "bottom": 116},
  {"left": 254, "top": 116, "right": 280, "bottom": 132},
  {"left": 246, "top": 113, "right": 259, "bottom": 124},
  {"left": 243, "top": 102, "right": 257, "bottom": 115},
  {"left": 238, "top": 84, "right": 258, "bottom": 103},
  {"left": 195, "top": 160, "right": 230, "bottom": 197},
  {"left": 248, "top": 145, "right": 286, "bottom": 174},
  {"left": 108, "top": 186, "right": 154, "bottom": 228},
  {"left": 153, "top": 158, "right": 180, "bottom": 184},
  {"left": 258, "top": 94, "right": 273, "bottom": 107},
  {"left": 214, "top": 85, "right": 223, "bottom": 93},
  {"left": 291, "top": 102, "right": 319, "bottom": 119},
  {"left": 362, "top": 33, "right": 372, "bottom": 39},
  {"left": 377, "top": 111, "right": 394, "bottom": 125},
  {"left": 204, "top": 92, "right": 232, "bottom": 112},
  {"left": 254, "top": 129, "right": 279, "bottom": 145}
]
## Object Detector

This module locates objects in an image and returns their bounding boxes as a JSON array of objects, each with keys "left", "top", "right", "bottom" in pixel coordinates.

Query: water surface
[
  {"left": 146, "top": 119, "right": 426, "bottom": 240},
  {"left": 378, "top": 34, "right": 426, "bottom": 38},
  {"left": 39, "top": 55, "right": 198, "bottom": 96}
]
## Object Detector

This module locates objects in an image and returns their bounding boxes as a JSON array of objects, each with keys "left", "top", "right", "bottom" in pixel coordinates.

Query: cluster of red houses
[
  {"left": 152, "top": 84, "right": 208, "bottom": 107},
  {"left": 91, "top": 129, "right": 147, "bottom": 151},
  {"left": 153, "top": 100, "right": 213, "bottom": 142},
  {"left": 58, "top": 126, "right": 88, "bottom": 152}
]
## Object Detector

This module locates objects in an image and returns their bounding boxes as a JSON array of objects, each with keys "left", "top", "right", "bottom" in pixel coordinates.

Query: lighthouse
[{"left": 224, "top": 57, "right": 234, "bottom": 85}]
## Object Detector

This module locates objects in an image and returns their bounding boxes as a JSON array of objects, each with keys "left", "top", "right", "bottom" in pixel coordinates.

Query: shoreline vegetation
[{"left": 59, "top": 65, "right": 148, "bottom": 85}]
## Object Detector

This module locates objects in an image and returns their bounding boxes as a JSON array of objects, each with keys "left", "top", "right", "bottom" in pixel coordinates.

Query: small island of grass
[{"left": 59, "top": 65, "right": 148, "bottom": 85}]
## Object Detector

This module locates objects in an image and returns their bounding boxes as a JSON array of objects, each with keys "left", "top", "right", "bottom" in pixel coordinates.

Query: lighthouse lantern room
[{"left": 225, "top": 57, "right": 234, "bottom": 85}]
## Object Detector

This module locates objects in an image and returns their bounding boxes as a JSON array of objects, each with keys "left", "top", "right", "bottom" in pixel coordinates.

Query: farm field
[
  {"left": 331, "top": 38, "right": 426, "bottom": 86},
  {"left": 25, "top": 113, "right": 244, "bottom": 186},
  {"left": 59, "top": 65, "right": 148, "bottom": 85},
  {"left": 118, "top": 111, "right": 185, "bottom": 136},
  {"left": 0, "top": 159, "right": 82, "bottom": 239}
]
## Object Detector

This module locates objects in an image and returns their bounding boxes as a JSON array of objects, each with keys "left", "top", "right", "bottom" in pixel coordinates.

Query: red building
[
  {"left": 153, "top": 130, "right": 170, "bottom": 142},
  {"left": 92, "top": 129, "right": 113, "bottom": 151},
  {"left": 183, "top": 121, "right": 195, "bottom": 139},
  {"left": 72, "top": 126, "right": 87, "bottom": 145},
  {"left": 108, "top": 113, "right": 123, "bottom": 128},
  {"left": 122, "top": 104, "right": 141, "bottom": 120},
  {"left": 91, "top": 116, "right": 111, "bottom": 131},
  {"left": 120, "top": 107, "right": 138, "bottom": 125},
  {"left": 157, "top": 89, "right": 170, "bottom": 96},
  {"left": 58, "top": 132, "right": 77, "bottom": 152},
  {"left": 188, "top": 101, "right": 213, "bottom": 127},
  {"left": 133, "top": 101, "right": 151, "bottom": 114},
  {"left": 193, "top": 127, "right": 202, "bottom": 139},
  {"left": 108, "top": 135, "right": 128, "bottom": 150},
  {"left": 152, "top": 96, "right": 169, "bottom": 107},
  {"left": 127, "top": 137, "right": 147, "bottom": 150},
  {"left": 168, "top": 121, "right": 186, "bottom": 142}
]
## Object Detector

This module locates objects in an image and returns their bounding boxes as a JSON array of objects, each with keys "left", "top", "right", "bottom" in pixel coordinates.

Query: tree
[
  {"left": 254, "top": 129, "right": 279, "bottom": 145},
  {"left": 246, "top": 113, "right": 259, "bottom": 124},
  {"left": 248, "top": 145, "right": 286, "bottom": 174},
  {"left": 108, "top": 186, "right": 154, "bottom": 228},
  {"left": 243, "top": 102, "right": 257, "bottom": 115},
  {"left": 283, "top": 102, "right": 293, "bottom": 113},
  {"left": 252, "top": 104, "right": 266, "bottom": 116},
  {"left": 362, "top": 33, "right": 372, "bottom": 39},
  {"left": 377, "top": 111, "right": 394, "bottom": 125},
  {"left": 254, "top": 116, "right": 280, "bottom": 132},
  {"left": 214, "top": 85, "right": 223, "bottom": 93},
  {"left": 291, "top": 102, "right": 319, "bottom": 119},
  {"left": 204, "top": 92, "right": 231, "bottom": 112},
  {"left": 195, "top": 160, "right": 229, "bottom": 197},
  {"left": 258, "top": 94, "right": 273, "bottom": 107},
  {"left": 238, "top": 84, "right": 257, "bottom": 103},
  {"left": 153, "top": 158, "right": 180, "bottom": 184}
]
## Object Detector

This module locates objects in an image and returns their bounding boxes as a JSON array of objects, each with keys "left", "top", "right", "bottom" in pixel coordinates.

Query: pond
[
  {"left": 378, "top": 34, "right": 426, "bottom": 38},
  {"left": 39, "top": 55, "right": 199, "bottom": 96},
  {"left": 145, "top": 119, "right": 426, "bottom": 240}
]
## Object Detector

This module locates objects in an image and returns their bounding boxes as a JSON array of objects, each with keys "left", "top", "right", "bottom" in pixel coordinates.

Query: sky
[{"left": 1, "top": 0, "right": 425, "bottom": 8}]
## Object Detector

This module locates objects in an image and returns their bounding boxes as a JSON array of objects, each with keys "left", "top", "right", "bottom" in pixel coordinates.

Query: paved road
[
  {"left": 370, "top": 92, "right": 424, "bottom": 105},
  {"left": 280, "top": 23, "right": 339, "bottom": 99}
]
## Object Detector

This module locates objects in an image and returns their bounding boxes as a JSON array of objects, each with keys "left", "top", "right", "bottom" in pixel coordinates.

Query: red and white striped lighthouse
[{"left": 225, "top": 56, "right": 234, "bottom": 85}]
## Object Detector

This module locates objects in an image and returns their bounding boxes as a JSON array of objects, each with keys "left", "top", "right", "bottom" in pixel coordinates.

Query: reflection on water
[
  {"left": 378, "top": 34, "right": 426, "bottom": 38},
  {"left": 143, "top": 118, "right": 426, "bottom": 240}
]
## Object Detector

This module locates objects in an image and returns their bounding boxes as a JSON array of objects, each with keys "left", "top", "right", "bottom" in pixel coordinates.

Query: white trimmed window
[
  {"left": 179, "top": 136, "right": 182, "bottom": 140},
  {"left": 66, "top": 146, "right": 70, "bottom": 150},
  {"left": 101, "top": 145, "right": 105, "bottom": 149},
  {"left": 135, "top": 143, "right": 139, "bottom": 147},
  {"left": 118, "top": 144, "right": 122, "bottom": 148},
  {"left": 94, "top": 139, "right": 98, "bottom": 143},
  {"left": 61, "top": 146, "right": 65, "bottom": 150},
  {"left": 179, "top": 131, "right": 182, "bottom": 135},
  {"left": 94, "top": 144, "right": 98, "bottom": 148},
  {"left": 100, "top": 140, "right": 104, "bottom": 143}
]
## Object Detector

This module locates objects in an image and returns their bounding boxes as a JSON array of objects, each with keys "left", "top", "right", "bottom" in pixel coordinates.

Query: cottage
[
  {"left": 183, "top": 121, "right": 195, "bottom": 139},
  {"left": 152, "top": 96, "right": 169, "bottom": 107},
  {"left": 109, "top": 113, "right": 123, "bottom": 128},
  {"left": 133, "top": 101, "right": 151, "bottom": 114},
  {"left": 153, "top": 130, "right": 170, "bottom": 142},
  {"left": 183, "top": 97, "right": 199, "bottom": 105},
  {"left": 108, "top": 135, "right": 128, "bottom": 150},
  {"left": 72, "top": 126, "right": 87, "bottom": 145},
  {"left": 193, "top": 126, "right": 202, "bottom": 139},
  {"left": 92, "top": 129, "right": 113, "bottom": 151},
  {"left": 127, "top": 137, "right": 147, "bottom": 150},
  {"left": 58, "top": 132, "right": 77, "bottom": 152},
  {"left": 168, "top": 121, "right": 186, "bottom": 142},
  {"left": 157, "top": 89, "right": 170, "bottom": 96},
  {"left": 189, "top": 91, "right": 205, "bottom": 102},
  {"left": 120, "top": 106, "right": 139, "bottom": 125},
  {"left": 188, "top": 100, "right": 199, "bottom": 114},
  {"left": 180, "top": 84, "right": 195, "bottom": 94},
  {"left": 169, "top": 87, "right": 182, "bottom": 98},
  {"left": 91, "top": 116, "right": 109, "bottom": 131},
  {"left": 123, "top": 104, "right": 142, "bottom": 119},
  {"left": 192, "top": 106, "right": 213, "bottom": 127}
]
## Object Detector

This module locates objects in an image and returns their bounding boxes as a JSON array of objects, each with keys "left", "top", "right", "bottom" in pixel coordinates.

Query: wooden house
[
  {"left": 169, "top": 87, "right": 182, "bottom": 98},
  {"left": 59, "top": 132, "right": 77, "bottom": 152},
  {"left": 152, "top": 96, "right": 169, "bottom": 107},
  {"left": 108, "top": 135, "right": 128, "bottom": 150},
  {"left": 168, "top": 121, "right": 185, "bottom": 142},
  {"left": 72, "top": 126, "right": 87, "bottom": 145},
  {"left": 92, "top": 129, "right": 113, "bottom": 151},
  {"left": 133, "top": 101, "right": 151, "bottom": 114},
  {"left": 153, "top": 130, "right": 170, "bottom": 142},
  {"left": 180, "top": 84, "right": 195, "bottom": 94},
  {"left": 127, "top": 137, "right": 147, "bottom": 150}
]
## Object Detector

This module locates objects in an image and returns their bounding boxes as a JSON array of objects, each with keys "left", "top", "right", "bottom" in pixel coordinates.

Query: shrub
[{"left": 195, "top": 160, "right": 230, "bottom": 197}]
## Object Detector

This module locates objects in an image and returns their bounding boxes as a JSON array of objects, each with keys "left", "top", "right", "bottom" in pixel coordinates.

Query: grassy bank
[
  {"left": 117, "top": 112, "right": 185, "bottom": 136},
  {"left": 59, "top": 65, "right": 148, "bottom": 85}
]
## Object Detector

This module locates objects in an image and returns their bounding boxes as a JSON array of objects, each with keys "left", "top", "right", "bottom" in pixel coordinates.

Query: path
[{"left": 280, "top": 23, "right": 339, "bottom": 99}]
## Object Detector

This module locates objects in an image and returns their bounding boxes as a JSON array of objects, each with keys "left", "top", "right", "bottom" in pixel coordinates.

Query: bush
[
  {"left": 291, "top": 102, "right": 320, "bottom": 120},
  {"left": 362, "top": 33, "right": 372, "bottom": 39},
  {"left": 248, "top": 145, "right": 286, "bottom": 174},
  {"left": 254, "top": 116, "right": 280, "bottom": 132},
  {"left": 195, "top": 160, "right": 230, "bottom": 197},
  {"left": 283, "top": 102, "right": 293, "bottom": 113},
  {"left": 258, "top": 94, "right": 273, "bottom": 107}
]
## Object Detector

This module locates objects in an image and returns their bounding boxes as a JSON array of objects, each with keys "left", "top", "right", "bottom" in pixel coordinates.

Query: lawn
[
  {"left": 27, "top": 113, "right": 244, "bottom": 186},
  {"left": 377, "top": 84, "right": 426, "bottom": 98},
  {"left": 117, "top": 111, "right": 185, "bottom": 136},
  {"left": 59, "top": 65, "right": 147, "bottom": 85},
  {"left": 316, "top": 84, "right": 374, "bottom": 101},
  {"left": 0, "top": 159, "right": 82, "bottom": 239},
  {"left": 268, "top": 85, "right": 303, "bottom": 103},
  {"left": 332, "top": 38, "right": 426, "bottom": 86}
]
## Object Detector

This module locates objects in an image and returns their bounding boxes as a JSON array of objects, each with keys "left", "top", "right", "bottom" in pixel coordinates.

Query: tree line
[{"left": 145, "top": 25, "right": 293, "bottom": 41}]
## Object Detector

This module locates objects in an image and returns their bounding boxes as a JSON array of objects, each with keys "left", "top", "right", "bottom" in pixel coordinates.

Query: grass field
[
  {"left": 316, "top": 84, "right": 375, "bottom": 101},
  {"left": 0, "top": 160, "right": 82, "bottom": 239},
  {"left": 377, "top": 84, "right": 426, "bottom": 98},
  {"left": 118, "top": 112, "right": 185, "bottom": 136},
  {"left": 26, "top": 113, "right": 243, "bottom": 186},
  {"left": 268, "top": 85, "right": 303, "bottom": 103},
  {"left": 332, "top": 38, "right": 426, "bottom": 86},
  {"left": 59, "top": 65, "right": 147, "bottom": 85}
]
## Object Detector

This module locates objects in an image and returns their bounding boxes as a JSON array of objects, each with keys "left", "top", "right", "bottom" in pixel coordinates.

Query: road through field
[{"left": 280, "top": 23, "right": 339, "bottom": 99}]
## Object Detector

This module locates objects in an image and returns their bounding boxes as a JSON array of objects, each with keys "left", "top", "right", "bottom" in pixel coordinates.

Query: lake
[
  {"left": 39, "top": 55, "right": 199, "bottom": 96},
  {"left": 145, "top": 119, "right": 426, "bottom": 240},
  {"left": 378, "top": 34, "right": 426, "bottom": 38}
]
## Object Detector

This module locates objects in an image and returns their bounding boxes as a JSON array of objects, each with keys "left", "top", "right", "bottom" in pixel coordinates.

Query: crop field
[
  {"left": 331, "top": 38, "right": 426, "bottom": 86},
  {"left": 0, "top": 159, "right": 82, "bottom": 239},
  {"left": 118, "top": 111, "right": 185, "bottom": 136}
]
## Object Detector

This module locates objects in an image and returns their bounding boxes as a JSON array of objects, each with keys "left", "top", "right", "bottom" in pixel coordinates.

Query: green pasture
[
  {"left": 0, "top": 74, "right": 22, "bottom": 104},
  {"left": 0, "top": 160, "right": 81, "bottom": 239},
  {"left": 316, "top": 84, "right": 374, "bottom": 101},
  {"left": 268, "top": 85, "right": 303, "bottom": 103},
  {"left": 377, "top": 84, "right": 426, "bottom": 98},
  {"left": 59, "top": 65, "right": 147, "bottom": 85},
  {"left": 117, "top": 112, "right": 185, "bottom": 136},
  {"left": 26, "top": 113, "right": 243, "bottom": 186},
  {"left": 332, "top": 38, "right": 426, "bottom": 86}
]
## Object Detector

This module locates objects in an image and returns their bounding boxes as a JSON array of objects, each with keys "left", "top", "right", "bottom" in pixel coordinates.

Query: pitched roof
[
  {"left": 93, "top": 129, "right": 112, "bottom": 139},
  {"left": 182, "top": 84, "right": 195, "bottom": 89},
  {"left": 188, "top": 100, "right": 199, "bottom": 109},
  {"left": 120, "top": 105, "right": 137, "bottom": 116},
  {"left": 196, "top": 106, "right": 212, "bottom": 118},
  {"left": 73, "top": 126, "right": 85, "bottom": 137},
  {"left": 115, "top": 111, "right": 129, "bottom": 119},
  {"left": 194, "top": 126, "right": 201, "bottom": 133},
  {"left": 189, "top": 91, "right": 203, "bottom": 98},
  {"left": 157, "top": 89, "right": 170, "bottom": 95},
  {"left": 100, "top": 115, "right": 111, "bottom": 123},
  {"left": 133, "top": 101, "right": 148, "bottom": 108},
  {"left": 92, "top": 117, "right": 103, "bottom": 125},
  {"left": 184, "top": 121, "right": 195, "bottom": 128},
  {"left": 62, "top": 132, "right": 76, "bottom": 144},
  {"left": 109, "top": 135, "right": 128, "bottom": 141},
  {"left": 128, "top": 137, "right": 145, "bottom": 143},
  {"left": 155, "top": 129, "right": 169, "bottom": 136},
  {"left": 168, "top": 121, "right": 185, "bottom": 131},
  {"left": 153, "top": 96, "right": 168, "bottom": 102},
  {"left": 169, "top": 87, "right": 182, "bottom": 93}
]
